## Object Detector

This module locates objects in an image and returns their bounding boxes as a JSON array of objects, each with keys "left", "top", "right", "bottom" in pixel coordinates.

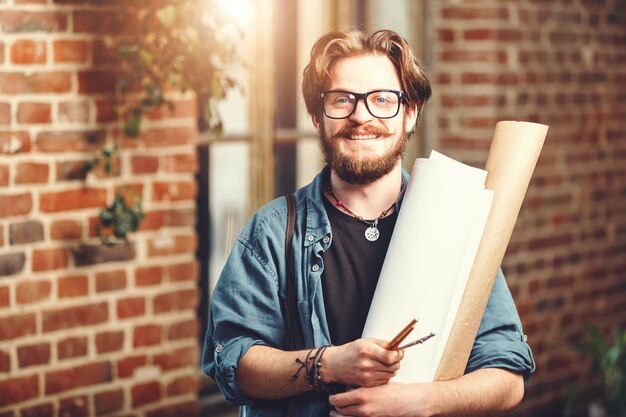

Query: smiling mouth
[{"left": 348, "top": 134, "right": 379, "bottom": 140}]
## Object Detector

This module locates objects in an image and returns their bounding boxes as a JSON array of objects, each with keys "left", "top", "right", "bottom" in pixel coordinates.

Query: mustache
[{"left": 331, "top": 125, "right": 391, "bottom": 140}]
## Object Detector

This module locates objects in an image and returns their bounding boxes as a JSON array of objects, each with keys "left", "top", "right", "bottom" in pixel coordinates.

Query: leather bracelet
[{"left": 309, "top": 345, "right": 332, "bottom": 393}]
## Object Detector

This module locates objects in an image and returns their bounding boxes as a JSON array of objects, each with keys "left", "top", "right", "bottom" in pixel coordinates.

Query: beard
[{"left": 319, "top": 116, "right": 409, "bottom": 185}]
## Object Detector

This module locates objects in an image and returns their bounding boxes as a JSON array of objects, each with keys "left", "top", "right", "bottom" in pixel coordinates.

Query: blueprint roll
[
  {"left": 362, "top": 120, "right": 548, "bottom": 383},
  {"left": 362, "top": 151, "right": 494, "bottom": 383},
  {"left": 434, "top": 121, "right": 548, "bottom": 381}
]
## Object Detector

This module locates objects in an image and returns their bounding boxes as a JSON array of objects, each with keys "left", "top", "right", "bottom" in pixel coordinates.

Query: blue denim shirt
[{"left": 202, "top": 167, "right": 535, "bottom": 417}]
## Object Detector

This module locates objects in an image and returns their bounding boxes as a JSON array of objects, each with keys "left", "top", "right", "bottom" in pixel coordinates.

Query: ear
[
  {"left": 404, "top": 104, "right": 420, "bottom": 133},
  {"left": 312, "top": 114, "right": 322, "bottom": 134}
]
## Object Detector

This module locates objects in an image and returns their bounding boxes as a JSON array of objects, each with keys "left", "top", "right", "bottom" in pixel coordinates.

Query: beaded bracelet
[
  {"left": 290, "top": 345, "right": 332, "bottom": 393},
  {"left": 309, "top": 345, "right": 332, "bottom": 393}
]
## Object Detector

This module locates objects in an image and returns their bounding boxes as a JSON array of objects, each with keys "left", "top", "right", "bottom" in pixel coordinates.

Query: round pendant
[{"left": 364, "top": 226, "right": 380, "bottom": 242}]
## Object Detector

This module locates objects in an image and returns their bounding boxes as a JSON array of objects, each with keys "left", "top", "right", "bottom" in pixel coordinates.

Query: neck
[{"left": 328, "top": 163, "right": 403, "bottom": 220}]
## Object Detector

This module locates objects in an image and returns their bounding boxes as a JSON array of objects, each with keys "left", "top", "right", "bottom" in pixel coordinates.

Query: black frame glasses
[{"left": 320, "top": 89, "right": 405, "bottom": 119}]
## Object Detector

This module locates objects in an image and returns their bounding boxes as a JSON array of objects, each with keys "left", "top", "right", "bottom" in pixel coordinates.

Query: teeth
[{"left": 349, "top": 135, "right": 378, "bottom": 140}]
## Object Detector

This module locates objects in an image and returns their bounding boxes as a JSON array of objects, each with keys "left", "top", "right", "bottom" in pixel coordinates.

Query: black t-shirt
[{"left": 321, "top": 196, "right": 398, "bottom": 345}]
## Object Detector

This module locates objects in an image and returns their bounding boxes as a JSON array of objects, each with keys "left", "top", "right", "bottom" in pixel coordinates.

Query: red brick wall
[
  {"left": 430, "top": 1, "right": 626, "bottom": 415},
  {"left": 0, "top": 2, "right": 200, "bottom": 416}
]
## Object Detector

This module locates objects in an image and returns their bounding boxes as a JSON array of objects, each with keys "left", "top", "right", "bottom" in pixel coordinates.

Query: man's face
[{"left": 314, "top": 54, "right": 417, "bottom": 185}]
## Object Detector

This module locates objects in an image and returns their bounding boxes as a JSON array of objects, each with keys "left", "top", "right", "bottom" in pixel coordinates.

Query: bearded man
[{"left": 203, "top": 29, "right": 534, "bottom": 417}]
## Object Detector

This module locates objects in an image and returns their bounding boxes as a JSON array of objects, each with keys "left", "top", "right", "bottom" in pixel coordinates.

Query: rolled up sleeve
[
  {"left": 202, "top": 235, "right": 285, "bottom": 405},
  {"left": 465, "top": 269, "right": 536, "bottom": 383}
]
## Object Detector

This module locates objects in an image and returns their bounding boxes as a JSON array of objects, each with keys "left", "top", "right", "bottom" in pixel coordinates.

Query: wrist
[{"left": 319, "top": 345, "right": 339, "bottom": 384}]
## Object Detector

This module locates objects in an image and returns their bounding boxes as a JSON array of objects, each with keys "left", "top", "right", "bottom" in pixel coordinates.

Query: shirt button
[
  {"left": 322, "top": 236, "right": 330, "bottom": 244},
  {"left": 312, "top": 264, "right": 320, "bottom": 272},
  {"left": 523, "top": 334, "right": 528, "bottom": 343},
  {"left": 215, "top": 343, "right": 223, "bottom": 353},
  {"left": 308, "top": 235, "right": 315, "bottom": 242}
]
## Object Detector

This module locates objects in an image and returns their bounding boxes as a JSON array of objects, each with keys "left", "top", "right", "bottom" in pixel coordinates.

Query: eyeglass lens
[{"left": 323, "top": 90, "right": 401, "bottom": 119}]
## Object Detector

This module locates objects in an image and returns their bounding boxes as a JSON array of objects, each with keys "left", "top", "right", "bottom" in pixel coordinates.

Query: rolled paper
[
  {"left": 362, "top": 150, "right": 494, "bottom": 382},
  {"left": 434, "top": 120, "right": 548, "bottom": 380}
]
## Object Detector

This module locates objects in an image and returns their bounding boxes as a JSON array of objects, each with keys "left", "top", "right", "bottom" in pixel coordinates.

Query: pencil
[
  {"left": 398, "top": 332, "right": 436, "bottom": 350},
  {"left": 385, "top": 318, "right": 418, "bottom": 350}
]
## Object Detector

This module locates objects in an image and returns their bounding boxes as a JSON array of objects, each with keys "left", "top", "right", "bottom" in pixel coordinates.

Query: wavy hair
[{"left": 302, "top": 29, "right": 431, "bottom": 121}]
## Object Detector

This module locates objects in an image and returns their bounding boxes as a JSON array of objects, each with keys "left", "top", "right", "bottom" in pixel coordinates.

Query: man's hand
[
  {"left": 328, "top": 368, "right": 524, "bottom": 417},
  {"left": 330, "top": 382, "right": 419, "bottom": 417},
  {"left": 322, "top": 338, "right": 404, "bottom": 387}
]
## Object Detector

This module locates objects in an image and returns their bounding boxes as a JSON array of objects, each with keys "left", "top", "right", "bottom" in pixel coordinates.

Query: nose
[{"left": 348, "top": 98, "right": 373, "bottom": 124}]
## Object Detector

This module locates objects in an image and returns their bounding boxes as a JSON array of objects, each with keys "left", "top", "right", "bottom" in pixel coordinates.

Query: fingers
[{"left": 367, "top": 338, "right": 404, "bottom": 366}]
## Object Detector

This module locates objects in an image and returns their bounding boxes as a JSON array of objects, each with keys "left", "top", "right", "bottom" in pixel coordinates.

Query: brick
[
  {"left": 167, "top": 261, "right": 198, "bottom": 282},
  {"left": 153, "top": 346, "right": 196, "bottom": 371},
  {"left": 73, "top": 10, "right": 125, "bottom": 34},
  {"left": 95, "top": 269, "right": 126, "bottom": 293},
  {"left": 132, "top": 381, "right": 161, "bottom": 407},
  {"left": 51, "top": 220, "right": 83, "bottom": 240},
  {"left": 117, "top": 355, "right": 146, "bottom": 378},
  {"left": 136, "top": 266, "right": 162, "bottom": 286},
  {"left": 442, "top": 50, "right": 506, "bottom": 64},
  {"left": 58, "top": 275, "right": 88, "bottom": 298},
  {"left": 117, "top": 297, "right": 145, "bottom": 319},
  {"left": 154, "top": 289, "right": 197, "bottom": 314},
  {"left": 0, "top": 193, "right": 32, "bottom": 218},
  {"left": 167, "top": 375, "right": 198, "bottom": 397},
  {"left": 168, "top": 319, "right": 198, "bottom": 341},
  {"left": 56, "top": 160, "right": 89, "bottom": 181},
  {"left": 42, "top": 302, "right": 108, "bottom": 333},
  {"left": 0, "top": 286, "right": 8, "bottom": 308},
  {"left": 0, "top": 374, "right": 38, "bottom": 407},
  {"left": 45, "top": 361, "right": 112, "bottom": 394},
  {"left": 16, "top": 279, "right": 51, "bottom": 304},
  {"left": 17, "top": 102, "right": 51, "bottom": 124},
  {"left": 0, "top": 164, "right": 8, "bottom": 186},
  {"left": 32, "top": 247, "right": 68, "bottom": 271},
  {"left": 78, "top": 70, "right": 116, "bottom": 94},
  {"left": 147, "top": 234, "right": 197, "bottom": 257},
  {"left": 141, "top": 126, "right": 197, "bottom": 148},
  {"left": 40, "top": 188, "right": 106, "bottom": 212},
  {"left": 95, "top": 331, "right": 124, "bottom": 354},
  {"left": 0, "top": 131, "right": 31, "bottom": 154},
  {"left": 0, "top": 103, "right": 10, "bottom": 125},
  {"left": 36, "top": 130, "right": 105, "bottom": 152},
  {"left": 59, "top": 395, "right": 88, "bottom": 417},
  {"left": 15, "top": 162, "right": 49, "bottom": 184},
  {"left": 147, "top": 99, "right": 196, "bottom": 120},
  {"left": 0, "top": 11, "right": 68, "bottom": 33},
  {"left": 17, "top": 343, "right": 50, "bottom": 368},
  {"left": 145, "top": 401, "right": 198, "bottom": 417},
  {"left": 72, "top": 242, "right": 136, "bottom": 266},
  {"left": 94, "top": 389, "right": 124, "bottom": 415},
  {"left": 9, "top": 220, "right": 44, "bottom": 244},
  {"left": 163, "top": 154, "right": 198, "bottom": 173},
  {"left": 11, "top": 40, "right": 46, "bottom": 64},
  {"left": 94, "top": 99, "right": 116, "bottom": 123},
  {"left": 0, "top": 72, "right": 72, "bottom": 94},
  {"left": 92, "top": 40, "right": 116, "bottom": 65},
  {"left": 58, "top": 101, "right": 90, "bottom": 123},
  {"left": 0, "top": 313, "right": 36, "bottom": 341},
  {"left": 133, "top": 324, "right": 161, "bottom": 347},
  {"left": 441, "top": 6, "right": 508, "bottom": 20},
  {"left": 53, "top": 39, "right": 89, "bottom": 63},
  {"left": 58, "top": 336, "right": 88, "bottom": 360},
  {"left": 0, "top": 349, "right": 10, "bottom": 372},
  {"left": 0, "top": 253, "right": 26, "bottom": 276},
  {"left": 164, "top": 207, "right": 196, "bottom": 227},
  {"left": 139, "top": 211, "right": 165, "bottom": 231},
  {"left": 21, "top": 403, "right": 53, "bottom": 417},
  {"left": 131, "top": 156, "right": 159, "bottom": 174}
]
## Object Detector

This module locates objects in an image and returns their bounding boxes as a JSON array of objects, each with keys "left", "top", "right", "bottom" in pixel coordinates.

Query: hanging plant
[
  {"left": 97, "top": 189, "right": 145, "bottom": 246},
  {"left": 85, "top": 0, "right": 242, "bottom": 244},
  {"left": 116, "top": 0, "right": 242, "bottom": 136}
]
